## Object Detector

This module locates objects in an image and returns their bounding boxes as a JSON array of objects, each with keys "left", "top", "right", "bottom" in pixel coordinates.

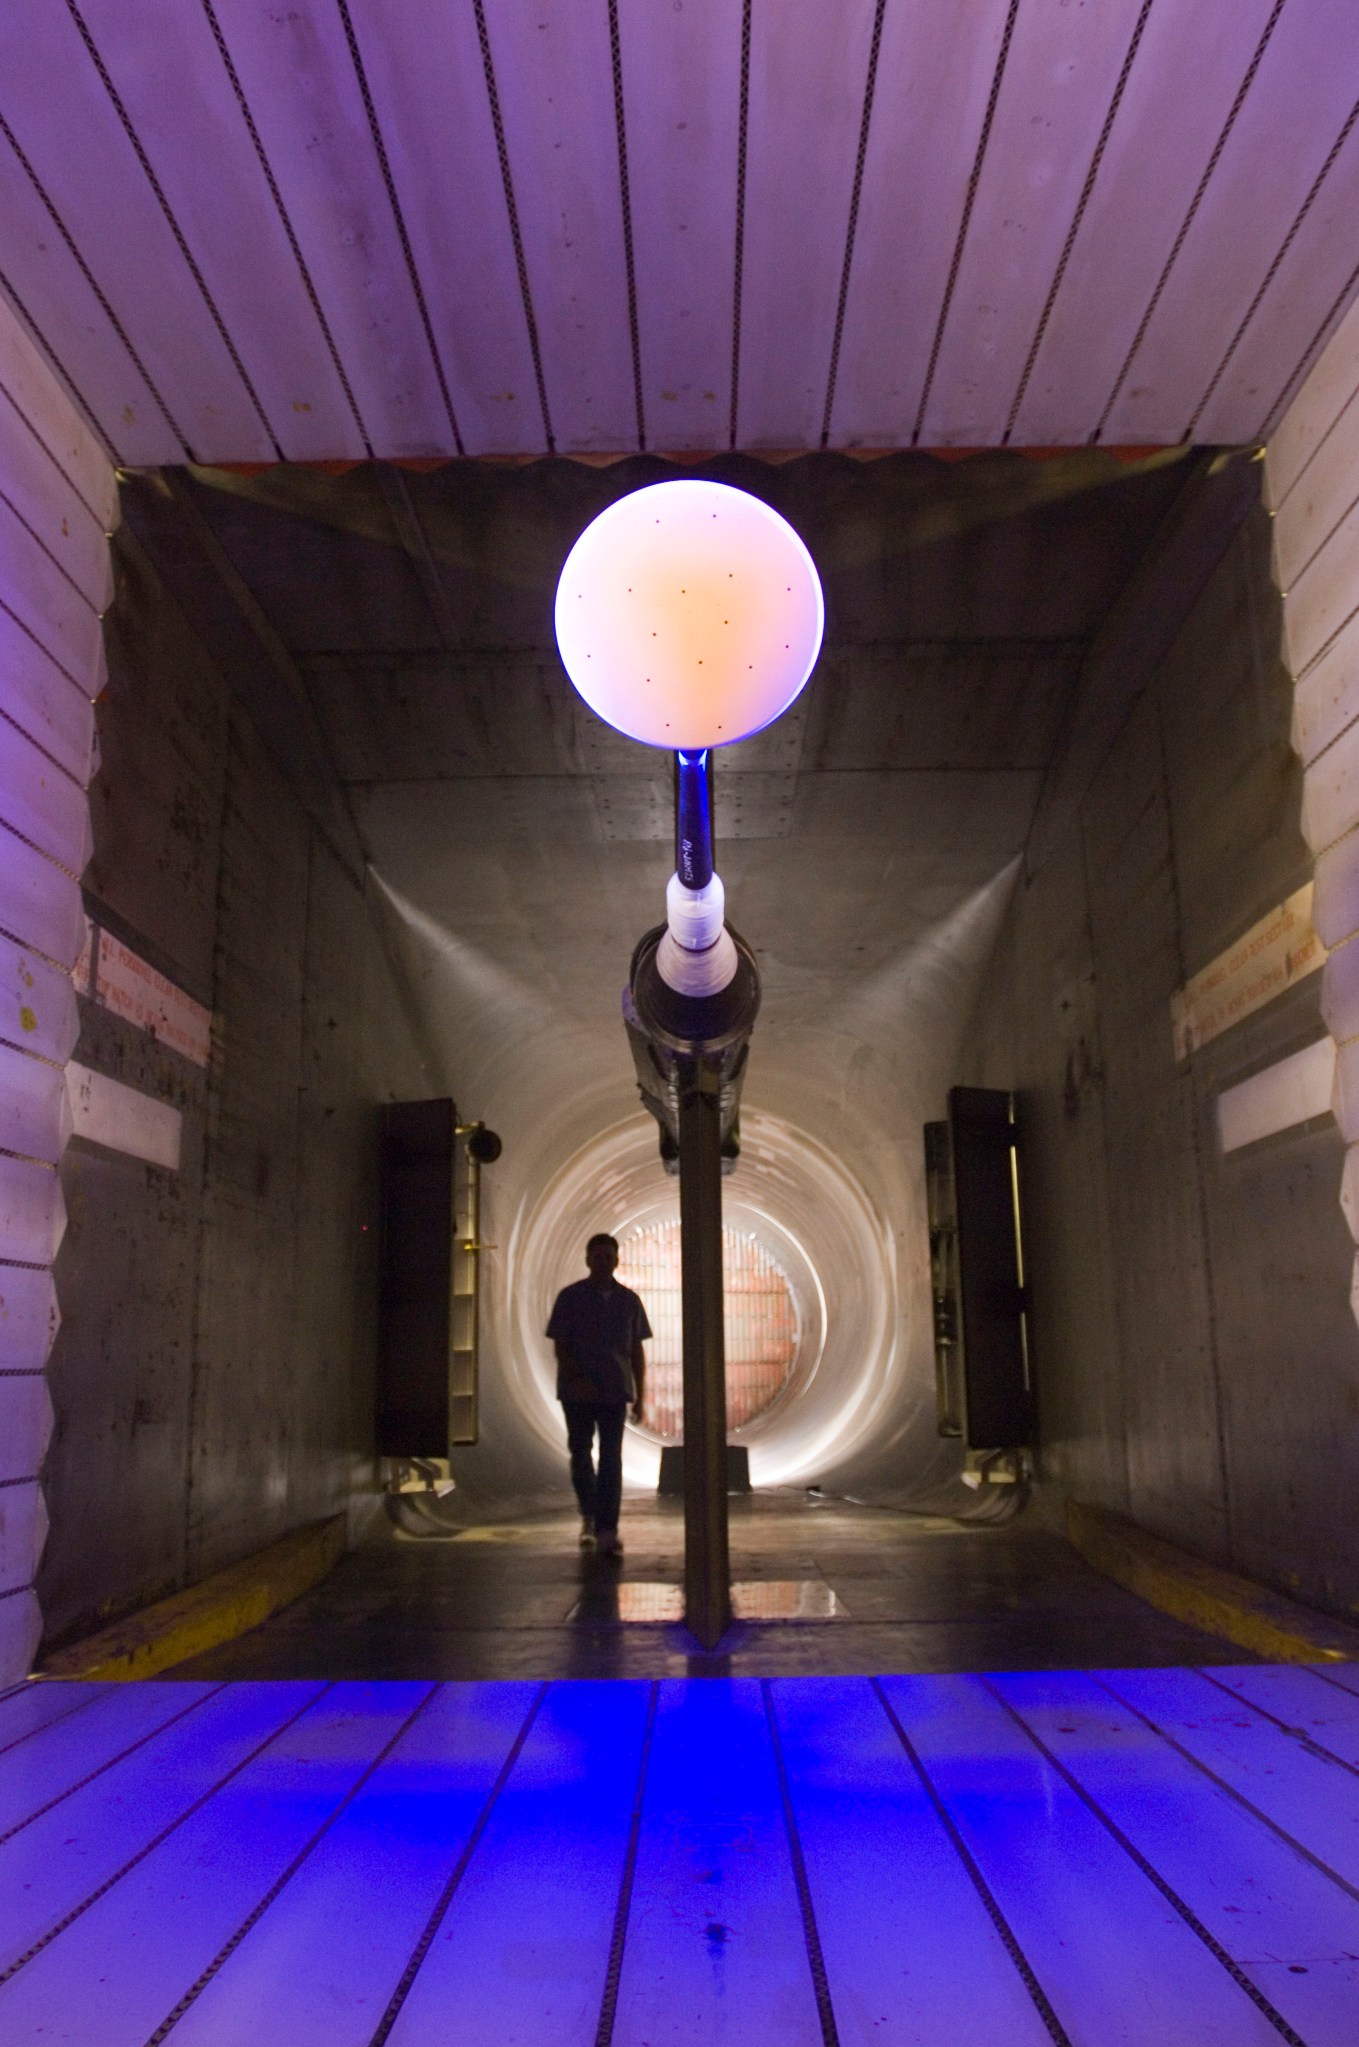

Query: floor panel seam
[
  {"left": 763, "top": 1678, "right": 841, "bottom": 2047},
  {"left": 1092, "top": 1672, "right": 1359, "bottom": 1909},
  {"left": 870, "top": 1677, "right": 1073, "bottom": 2047},
  {"left": 593, "top": 1679, "right": 659, "bottom": 2047},
  {"left": 992, "top": 1677, "right": 1309, "bottom": 2046},
  {"left": 0, "top": 1682, "right": 333, "bottom": 1990},
  {"left": 141, "top": 1683, "right": 442, "bottom": 2047},
  {"left": 365, "top": 1680, "right": 548, "bottom": 2047}
]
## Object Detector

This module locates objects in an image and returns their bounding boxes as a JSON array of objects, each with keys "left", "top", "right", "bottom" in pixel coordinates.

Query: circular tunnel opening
[{"left": 505, "top": 1107, "right": 899, "bottom": 1493}]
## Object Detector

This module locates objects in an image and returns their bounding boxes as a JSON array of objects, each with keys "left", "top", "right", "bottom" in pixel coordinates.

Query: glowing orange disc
[{"left": 554, "top": 480, "right": 824, "bottom": 747}]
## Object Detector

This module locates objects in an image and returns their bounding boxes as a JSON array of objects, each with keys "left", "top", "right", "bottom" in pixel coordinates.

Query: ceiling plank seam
[
  {"left": 0, "top": 269, "right": 120, "bottom": 471},
  {"left": 0, "top": 485, "right": 101, "bottom": 619},
  {"left": 912, "top": 0, "right": 1023, "bottom": 447},
  {"left": 608, "top": 0, "right": 646, "bottom": 454},
  {"left": 0, "top": 356, "right": 114, "bottom": 524},
  {"left": 64, "top": 0, "right": 284, "bottom": 462},
  {"left": 197, "top": 0, "right": 374, "bottom": 460},
  {"left": 1263, "top": 247, "right": 1359, "bottom": 445},
  {"left": 0, "top": 112, "right": 187, "bottom": 461},
  {"left": 473, "top": 0, "right": 555, "bottom": 455},
  {"left": 819, "top": 0, "right": 887, "bottom": 452},
  {"left": 333, "top": 0, "right": 465, "bottom": 457},
  {"left": 1092, "top": 0, "right": 1286, "bottom": 445},
  {"left": 727, "top": 0, "right": 753, "bottom": 452},
  {"left": 1189, "top": 88, "right": 1359, "bottom": 443},
  {"left": 1003, "top": 0, "right": 1157, "bottom": 447},
  {"left": 0, "top": 588, "right": 86, "bottom": 700}
]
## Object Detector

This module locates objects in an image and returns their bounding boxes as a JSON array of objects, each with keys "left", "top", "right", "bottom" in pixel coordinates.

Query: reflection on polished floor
[{"left": 171, "top": 1494, "right": 1252, "bottom": 1681}]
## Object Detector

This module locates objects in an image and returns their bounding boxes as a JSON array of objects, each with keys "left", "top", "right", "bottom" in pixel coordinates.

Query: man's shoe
[
  {"left": 579, "top": 1518, "right": 596, "bottom": 1547},
  {"left": 596, "top": 1530, "right": 623, "bottom": 1558}
]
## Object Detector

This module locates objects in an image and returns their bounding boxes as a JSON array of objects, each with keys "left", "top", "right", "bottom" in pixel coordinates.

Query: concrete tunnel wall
[
  {"left": 960, "top": 479, "right": 1359, "bottom": 1624},
  {"left": 33, "top": 526, "right": 438, "bottom": 1655}
]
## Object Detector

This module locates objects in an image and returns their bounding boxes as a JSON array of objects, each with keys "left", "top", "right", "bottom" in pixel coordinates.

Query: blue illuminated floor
[{"left": 2, "top": 1665, "right": 1358, "bottom": 2044}]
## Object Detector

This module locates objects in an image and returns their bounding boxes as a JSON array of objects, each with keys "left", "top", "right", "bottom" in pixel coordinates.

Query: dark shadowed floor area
[{"left": 167, "top": 1494, "right": 1251, "bottom": 1682}]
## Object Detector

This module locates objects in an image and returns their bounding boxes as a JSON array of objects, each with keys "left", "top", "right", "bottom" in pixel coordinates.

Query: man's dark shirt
[{"left": 546, "top": 1278, "right": 652, "bottom": 1405}]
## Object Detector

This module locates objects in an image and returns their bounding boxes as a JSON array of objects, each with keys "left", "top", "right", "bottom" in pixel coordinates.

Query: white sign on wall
[
  {"left": 65, "top": 1061, "right": 182, "bottom": 1172},
  {"left": 1217, "top": 1037, "right": 1335, "bottom": 1154},
  {"left": 1171, "top": 885, "right": 1326, "bottom": 1059}
]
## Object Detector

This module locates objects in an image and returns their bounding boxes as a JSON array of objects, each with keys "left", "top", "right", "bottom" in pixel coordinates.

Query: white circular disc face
[{"left": 554, "top": 480, "right": 824, "bottom": 748}]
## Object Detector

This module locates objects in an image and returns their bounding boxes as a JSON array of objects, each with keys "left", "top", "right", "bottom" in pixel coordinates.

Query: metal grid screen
[{"left": 616, "top": 1221, "right": 799, "bottom": 1441}]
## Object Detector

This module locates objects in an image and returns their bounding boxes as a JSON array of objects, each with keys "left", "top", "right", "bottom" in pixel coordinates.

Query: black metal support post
[
  {"left": 679, "top": 1063, "right": 730, "bottom": 1649},
  {"left": 624, "top": 748, "right": 759, "bottom": 1655}
]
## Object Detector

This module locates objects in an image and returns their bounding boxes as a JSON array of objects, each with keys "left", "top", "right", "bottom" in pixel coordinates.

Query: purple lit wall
[
  {"left": 1268, "top": 291, "right": 1359, "bottom": 1334},
  {"left": 0, "top": 294, "right": 114, "bottom": 1679}
]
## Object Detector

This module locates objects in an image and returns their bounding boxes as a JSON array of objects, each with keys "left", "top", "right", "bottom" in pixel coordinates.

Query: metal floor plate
[{"left": 1, "top": 1664, "right": 1358, "bottom": 2044}]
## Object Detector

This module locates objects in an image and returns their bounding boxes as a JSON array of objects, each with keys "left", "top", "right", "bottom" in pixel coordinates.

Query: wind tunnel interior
[{"left": 40, "top": 441, "right": 1359, "bottom": 1655}]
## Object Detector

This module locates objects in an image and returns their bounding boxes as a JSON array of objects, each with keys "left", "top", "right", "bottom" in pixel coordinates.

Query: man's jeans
[{"left": 562, "top": 1400, "right": 626, "bottom": 1534}]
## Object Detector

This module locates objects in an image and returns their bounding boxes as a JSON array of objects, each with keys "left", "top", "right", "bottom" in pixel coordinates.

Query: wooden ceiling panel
[
  {"left": 618, "top": 0, "right": 742, "bottom": 453},
  {"left": 206, "top": 1, "right": 465, "bottom": 459},
  {"left": 0, "top": 146, "right": 175, "bottom": 467},
  {"left": 736, "top": 0, "right": 880, "bottom": 448},
  {"left": 1102, "top": 0, "right": 1359, "bottom": 445},
  {"left": 0, "top": 295, "right": 118, "bottom": 529},
  {"left": 0, "top": 6, "right": 1357, "bottom": 464},
  {"left": 483, "top": 1, "right": 637, "bottom": 452},
  {"left": 0, "top": 8, "right": 270, "bottom": 463},
  {"left": 829, "top": 0, "right": 1012, "bottom": 450},
  {"left": 343, "top": 0, "right": 543, "bottom": 457},
  {"left": 919, "top": 0, "right": 1152, "bottom": 446},
  {"left": 1266, "top": 293, "right": 1359, "bottom": 510},
  {"left": 73, "top": 0, "right": 369, "bottom": 463},
  {"left": 1007, "top": 0, "right": 1281, "bottom": 448}
]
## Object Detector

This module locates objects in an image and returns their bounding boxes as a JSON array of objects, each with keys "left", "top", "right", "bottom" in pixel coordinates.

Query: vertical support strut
[{"left": 679, "top": 1063, "right": 730, "bottom": 1649}]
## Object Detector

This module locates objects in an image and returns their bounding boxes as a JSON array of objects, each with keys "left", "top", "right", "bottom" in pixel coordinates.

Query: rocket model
[{"left": 555, "top": 478, "right": 824, "bottom": 1646}]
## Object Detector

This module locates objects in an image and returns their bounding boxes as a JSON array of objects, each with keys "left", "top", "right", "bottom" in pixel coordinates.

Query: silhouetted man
[{"left": 547, "top": 1233, "right": 650, "bottom": 1557}]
